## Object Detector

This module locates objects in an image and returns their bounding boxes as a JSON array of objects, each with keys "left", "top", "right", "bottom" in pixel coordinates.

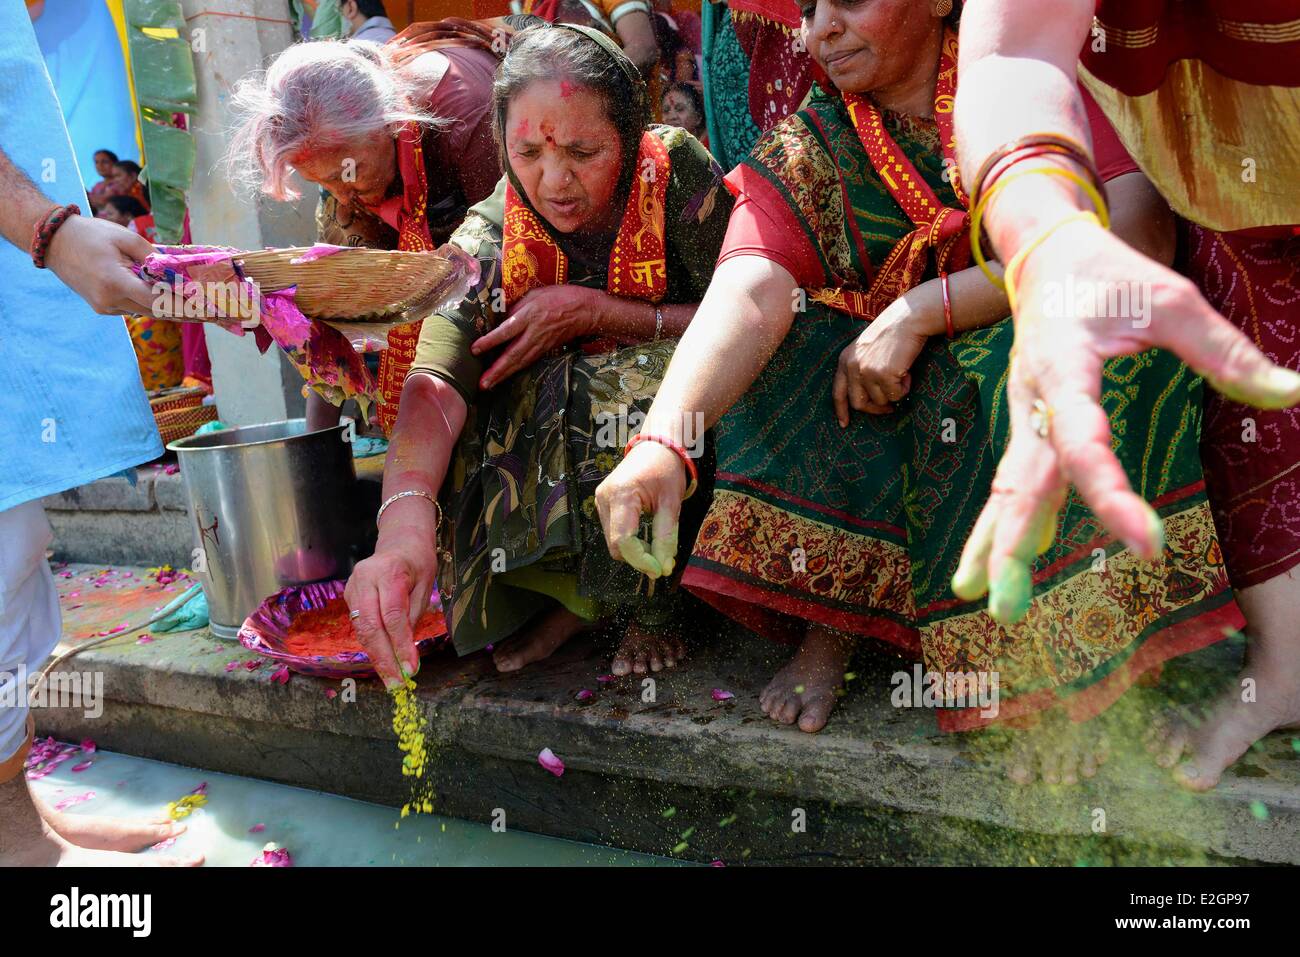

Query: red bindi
[{"left": 560, "top": 80, "right": 577, "bottom": 99}]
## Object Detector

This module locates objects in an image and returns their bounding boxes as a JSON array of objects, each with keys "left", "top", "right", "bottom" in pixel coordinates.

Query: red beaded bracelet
[
  {"left": 31, "top": 203, "right": 80, "bottom": 270},
  {"left": 624, "top": 432, "right": 700, "bottom": 500},
  {"left": 940, "top": 272, "right": 955, "bottom": 339}
]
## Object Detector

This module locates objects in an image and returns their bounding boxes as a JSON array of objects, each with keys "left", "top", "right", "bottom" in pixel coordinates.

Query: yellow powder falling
[{"left": 391, "top": 676, "right": 436, "bottom": 820}]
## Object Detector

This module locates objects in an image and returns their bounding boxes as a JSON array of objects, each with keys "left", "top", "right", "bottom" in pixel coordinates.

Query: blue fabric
[
  {"left": 31, "top": 0, "right": 139, "bottom": 186},
  {"left": 0, "top": 4, "right": 162, "bottom": 512}
]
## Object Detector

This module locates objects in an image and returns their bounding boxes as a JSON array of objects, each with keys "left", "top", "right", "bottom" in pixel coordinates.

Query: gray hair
[{"left": 227, "top": 39, "right": 444, "bottom": 201}]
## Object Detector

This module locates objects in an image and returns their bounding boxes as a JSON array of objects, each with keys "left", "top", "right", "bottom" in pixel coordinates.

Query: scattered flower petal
[
  {"left": 243, "top": 659, "right": 262, "bottom": 671},
  {"left": 575, "top": 689, "right": 593, "bottom": 701},
  {"left": 225, "top": 660, "right": 240, "bottom": 672},
  {"left": 70, "top": 760, "right": 93, "bottom": 772},
  {"left": 53, "top": 791, "right": 95, "bottom": 811},
  {"left": 325, "top": 688, "right": 337, "bottom": 699},
  {"left": 166, "top": 793, "right": 207, "bottom": 820},
  {"left": 537, "top": 747, "right": 565, "bottom": 777},
  {"left": 251, "top": 843, "right": 293, "bottom": 867},
  {"left": 711, "top": 689, "right": 734, "bottom": 701},
  {"left": 596, "top": 674, "right": 616, "bottom": 683},
  {"left": 190, "top": 782, "right": 208, "bottom": 795},
  {"left": 151, "top": 837, "right": 177, "bottom": 851},
  {"left": 248, "top": 823, "right": 266, "bottom": 834},
  {"left": 137, "top": 634, "right": 154, "bottom": 645},
  {"left": 80, "top": 739, "right": 96, "bottom": 753},
  {"left": 270, "top": 665, "right": 290, "bottom": 685}
]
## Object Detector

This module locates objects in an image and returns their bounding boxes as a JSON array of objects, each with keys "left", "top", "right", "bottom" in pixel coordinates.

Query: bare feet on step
[
  {"left": 492, "top": 605, "right": 588, "bottom": 673},
  {"left": 759, "top": 626, "right": 854, "bottom": 733},
  {"left": 610, "top": 621, "right": 687, "bottom": 676}
]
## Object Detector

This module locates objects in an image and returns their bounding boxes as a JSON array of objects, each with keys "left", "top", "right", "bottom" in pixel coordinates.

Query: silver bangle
[
  {"left": 653, "top": 305, "right": 664, "bottom": 341},
  {"left": 377, "top": 489, "right": 441, "bottom": 526}
]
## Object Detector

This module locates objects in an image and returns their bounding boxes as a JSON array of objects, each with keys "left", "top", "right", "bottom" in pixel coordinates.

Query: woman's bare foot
[
  {"left": 1146, "top": 571, "right": 1300, "bottom": 790},
  {"left": 1146, "top": 664, "right": 1300, "bottom": 792},
  {"left": 998, "top": 711, "right": 1111, "bottom": 785},
  {"left": 1, "top": 778, "right": 202, "bottom": 867},
  {"left": 759, "top": 625, "right": 855, "bottom": 733},
  {"left": 492, "top": 605, "right": 588, "bottom": 673},
  {"left": 38, "top": 799, "right": 187, "bottom": 852},
  {"left": 610, "top": 621, "right": 686, "bottom": 676}
]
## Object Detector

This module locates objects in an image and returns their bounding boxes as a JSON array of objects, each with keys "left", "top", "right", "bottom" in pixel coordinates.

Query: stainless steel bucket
[{"left": 168, "top": 420, "right": 362, "bottom": 639}]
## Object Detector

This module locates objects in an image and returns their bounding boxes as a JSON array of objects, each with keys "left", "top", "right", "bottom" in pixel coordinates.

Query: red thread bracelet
[
  {"left": 624, "top": 432, "right": 699, "bottom": 500},
  {"left": 940, "top": 272, "right": 955, "bottom": 339},
  {"left": 31, "top": 203, "right": 80, "bottom": 270}
]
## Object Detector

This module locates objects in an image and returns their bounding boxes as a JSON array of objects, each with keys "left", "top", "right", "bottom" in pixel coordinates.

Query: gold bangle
[
  {"left": 1003, "top": 211, "right": 1104, "bottom": 315},
  {"left": 377, "top": 489, "right": 442, "bottom": 527},
  {"left": 969, "top": 166, "right": 1111, "bottom": 289}
]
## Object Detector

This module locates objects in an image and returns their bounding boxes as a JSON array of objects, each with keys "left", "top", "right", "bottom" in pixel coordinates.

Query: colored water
[{"left": 28, "top": 748, "right": 679, "bottom": 866}]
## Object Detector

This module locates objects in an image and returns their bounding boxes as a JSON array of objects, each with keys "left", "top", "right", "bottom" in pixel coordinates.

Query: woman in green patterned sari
[
  {"left": 596, "top": 0, "right": 1242, "bottom": 783},
  {"left": 343, "top": 23, "right": 732, "bottom": 683}
]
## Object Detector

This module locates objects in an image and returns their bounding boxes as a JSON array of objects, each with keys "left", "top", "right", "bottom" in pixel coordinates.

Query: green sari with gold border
[
  {"left": 409, "top": 126, "right": 732, "bottom": 655},
  {"left": 682, "top": 89, "right": 1243, "bottom": 730}
]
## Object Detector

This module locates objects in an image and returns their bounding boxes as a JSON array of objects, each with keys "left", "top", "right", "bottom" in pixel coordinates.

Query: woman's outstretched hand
[
  {"left": 472, "top": 285, "right": 601, "bottom": 389},
  {"left": 344, "top": 519, "right": 439, "bottom": 689},
  {"left": 954, "top": 220, "right": 1300, "bottom": 624},
  {"left": 595, "top": 440, "right": 686, "bottom": 580}
]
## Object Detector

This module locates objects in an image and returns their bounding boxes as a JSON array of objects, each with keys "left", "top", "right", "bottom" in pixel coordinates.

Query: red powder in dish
[{"left": 283, "top": 598, "right": 445, "bottom": 658}]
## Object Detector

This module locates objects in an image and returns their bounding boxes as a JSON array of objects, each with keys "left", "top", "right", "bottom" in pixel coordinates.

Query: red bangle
[
  {"left": 940, "top": 272, "right": 954, "bottom": 339},
  {"left": 624, "top": 432, "right": 699, "bottom": 500},
  {"left": 31, "top": 203, "right": 80, "bottom": 269}
]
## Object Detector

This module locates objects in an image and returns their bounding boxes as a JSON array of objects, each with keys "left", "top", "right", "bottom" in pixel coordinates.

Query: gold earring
[{"left": 935, "top": 0, "right": 954, "bottom": 16}]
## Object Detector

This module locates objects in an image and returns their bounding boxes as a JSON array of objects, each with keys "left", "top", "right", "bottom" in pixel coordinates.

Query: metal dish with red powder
[{"left": 238, "top": 579, "right": 447, "bottom": 678}]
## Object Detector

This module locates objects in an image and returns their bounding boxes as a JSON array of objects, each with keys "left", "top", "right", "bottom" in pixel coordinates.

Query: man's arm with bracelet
[{"left": 0, "top": 144, "right": 157, "bottom": 315}]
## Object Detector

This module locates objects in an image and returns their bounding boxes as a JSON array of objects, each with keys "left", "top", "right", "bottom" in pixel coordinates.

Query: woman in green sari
[
  {"left": 344, "top": 23, "right": 733, "bottom": 683},
  {"left": 596, "top": 0, "right": 1242, "bottom": 783}
]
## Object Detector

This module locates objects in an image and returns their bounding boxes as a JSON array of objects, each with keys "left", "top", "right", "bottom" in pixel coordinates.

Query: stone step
[{"left": 32, "top": 564, "right": 1296, "bottom": 865}]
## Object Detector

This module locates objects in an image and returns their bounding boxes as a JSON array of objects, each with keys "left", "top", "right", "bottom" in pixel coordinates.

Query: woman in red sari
[{"left": 953, "top": 0, "right": 1300, "bottom": 790}]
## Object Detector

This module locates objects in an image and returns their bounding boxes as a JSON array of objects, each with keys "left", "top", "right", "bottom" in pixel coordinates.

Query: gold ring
[{"left": 1029, "top": 398, "right": 1053, "bottom": 440}]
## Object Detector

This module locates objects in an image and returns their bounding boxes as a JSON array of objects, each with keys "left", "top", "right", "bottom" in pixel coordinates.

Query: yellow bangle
[
  {"left": 1004, "top": 211, "right": 1104, "bottom": 315},
  {"left": 969, "top": 166, "right": 1111, "bottom": 289}
]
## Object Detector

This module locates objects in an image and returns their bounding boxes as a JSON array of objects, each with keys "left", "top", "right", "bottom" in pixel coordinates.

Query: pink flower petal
[
  {"left": 225, "top": 660, "right": 240, "bottom": 672},
  {"left": 575, "top": 689, "right": 593, "bottom": 701},
  {"left": 325, "top": 689, "right": 337, "bottom": 699},
  {"left": 137, "top": 634, "right": 154, "bottom": 645},
  {"left": 243, "top": 659, "right": 262, "bottom": 671},
  {"left": 108, "top": 624, "right": 127, "bottom": 634},
  {"left": 249, "top": 823, "right": 266, "bottom": 834},
  {"left": 70, "top": 760, "right": 93, "bottom": 772},
  {"left": 537, "top": 747, "right": 565, "bottom": 777},
  {"left": 710, "top": 860, "right": 726, "bottom": 867},
  {"left": 711, "top": 689, "right": 734, "bottom": 702},
  {"left": 151, "top": 837, "right": 177, "bottom": 851},
  {"left": 190, "top": 782, "right": 208, "bottom": 795},
  {"left": 251, "top": 845, "right": 293, "bottom": 867},
  {"left": 53, "top": 791, "right": 95, "bottom": 811},
  {"left": 270, "top": 665, "right": 290, "bottom": 685},
  {"left": 596, "top": 674, "right": 616, "bottom": 683},
  {"left": 80, "top": 739, "right": 96, "bottom": 753}
]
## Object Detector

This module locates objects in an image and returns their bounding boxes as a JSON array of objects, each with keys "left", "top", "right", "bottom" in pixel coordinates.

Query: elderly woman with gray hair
[{"left": 229, "top": 18, "right": 518, "bottom": 433}]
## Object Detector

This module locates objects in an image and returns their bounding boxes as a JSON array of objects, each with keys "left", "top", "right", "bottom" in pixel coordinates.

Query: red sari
[{"left": 1081, "top": 0, "right": 1300, "bottom": 587}]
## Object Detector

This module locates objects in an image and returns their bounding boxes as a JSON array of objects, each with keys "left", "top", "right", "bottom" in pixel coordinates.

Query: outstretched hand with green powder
[{"left": 596, "top": 439, "right": 685, "bottom": 581}]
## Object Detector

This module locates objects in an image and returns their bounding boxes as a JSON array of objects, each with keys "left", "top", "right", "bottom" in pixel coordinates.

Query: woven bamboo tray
[{"left": 235, "top": 246, "right": 466, "bottom": 320}]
